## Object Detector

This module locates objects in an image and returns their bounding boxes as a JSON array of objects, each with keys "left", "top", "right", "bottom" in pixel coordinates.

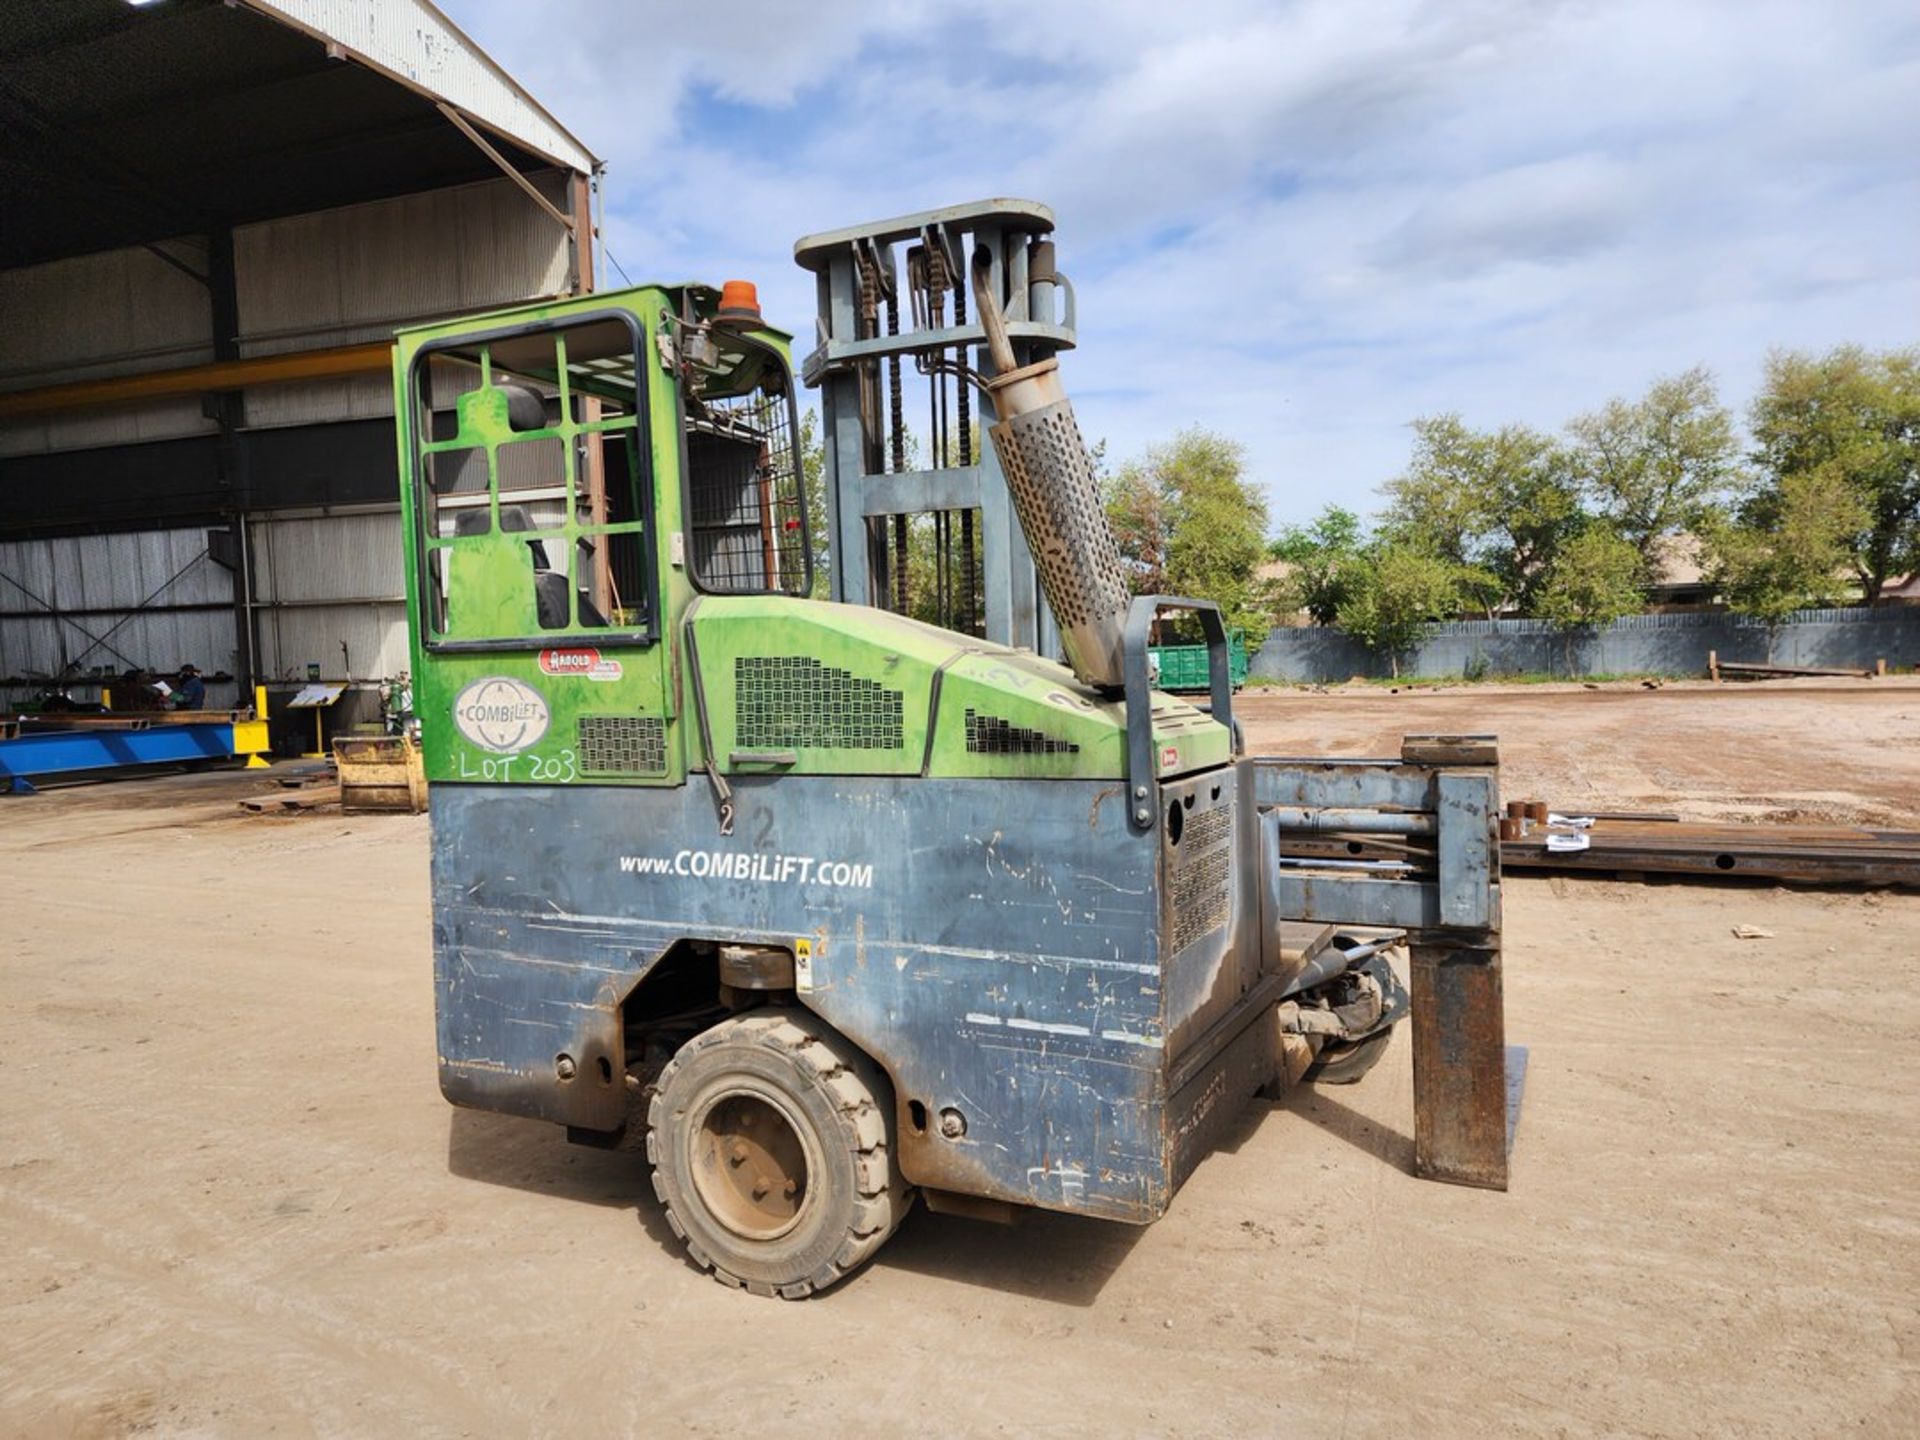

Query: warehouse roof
[{"left": 0, "top": 0, "right": 598, "bottom": 269}]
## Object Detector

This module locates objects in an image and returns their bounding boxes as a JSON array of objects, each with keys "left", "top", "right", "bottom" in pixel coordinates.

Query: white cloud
[{"left": 443, "top": 0, "right": 1920, "bottom": 524}]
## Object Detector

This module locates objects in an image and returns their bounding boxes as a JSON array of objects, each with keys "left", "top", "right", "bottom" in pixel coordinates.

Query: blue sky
[{"left": 442, "top": 0, "right": 1919, "bottom": 528}]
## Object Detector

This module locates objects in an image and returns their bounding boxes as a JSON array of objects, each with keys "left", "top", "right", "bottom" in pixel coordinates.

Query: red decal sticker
[{"left": 539, "top": 648, "right": 622, "bottom": 682}]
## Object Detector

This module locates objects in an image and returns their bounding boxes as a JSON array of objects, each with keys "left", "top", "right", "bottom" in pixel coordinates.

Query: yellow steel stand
[{"left": 237, "top": 684, "right": 273, "bottom": 767}]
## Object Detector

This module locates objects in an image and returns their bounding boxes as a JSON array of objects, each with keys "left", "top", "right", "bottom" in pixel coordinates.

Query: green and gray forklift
[{"left": 397, "top": 200, "right": 1508, "bottom": 1298}]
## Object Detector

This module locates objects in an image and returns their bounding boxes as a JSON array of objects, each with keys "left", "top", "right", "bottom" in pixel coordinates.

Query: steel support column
[{"left": 208, "top": 226, "right": 255, "bottom": 697}]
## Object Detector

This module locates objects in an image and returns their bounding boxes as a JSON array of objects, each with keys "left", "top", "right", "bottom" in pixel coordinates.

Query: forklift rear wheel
[
  {"left": 1306, "top": 1027, "right": 1394, "bottom": 1085},
  {"left": 646, "top": 1009, "right": 909, "bottom": 1298}
]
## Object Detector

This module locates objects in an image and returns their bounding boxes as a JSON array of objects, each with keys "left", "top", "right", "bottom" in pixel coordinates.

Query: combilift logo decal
[
  {"left": 452, "top": 676, "right": 550, "bottom": 754},
  {"left": 538, "top": 647, "right": 623, "bottom": 682}
]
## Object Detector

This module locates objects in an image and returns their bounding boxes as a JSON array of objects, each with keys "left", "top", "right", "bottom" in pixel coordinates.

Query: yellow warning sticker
[{"left": 794, "top": 937, "right": 814, "bottom": 992}]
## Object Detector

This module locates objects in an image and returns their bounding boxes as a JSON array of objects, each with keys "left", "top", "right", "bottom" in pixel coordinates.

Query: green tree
[
  {"left": 1380, "top": 415, "right": 1586, "bottom": 613},
  {"left": 1748, "top": 345, "right": 1920, "bottom": 602},
  {"left": 1269, "top": 504, "right": 1363, "bottom": 624},
  {"left": 1531, "top": 527, "right": 1643, "bottom": 676},
  {"left": 1535, "top": 527, "right": 1644, "bottom": 629},
  {"left": 1476, "top": 427, "right": 1585, "bottom": 612},
  {"left": 1568, "top": 367, "right": 1738, "bottom": 569},
  {"left": 1108, "top": 428, "right": 1274, "bottom": 645},
  {"left": 1378, "top": 416, "right": 1489, "bottom": 567},
  {"left": 1703, "top": 468, "right": 1865, "bottom": 628},
  {"left": 1104, "top": 464, "right": 1169, "bottom": 598},
  {"left": 1336, "top": 545, "right": 1466, "bottom": 678}
]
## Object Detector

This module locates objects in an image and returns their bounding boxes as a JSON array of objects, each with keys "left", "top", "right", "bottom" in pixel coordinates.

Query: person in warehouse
[{"left": 171, "top": 665, "right": 206, "bottom": 711}]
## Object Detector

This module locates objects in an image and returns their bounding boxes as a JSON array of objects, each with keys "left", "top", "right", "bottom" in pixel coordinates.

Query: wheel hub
[{"left": 691, "top": 1091, "right": 810, "bottom": 1240}]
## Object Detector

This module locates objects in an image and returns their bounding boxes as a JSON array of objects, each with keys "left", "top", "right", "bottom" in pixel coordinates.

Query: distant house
[{"left": 1645, "top": 533, "right": 1714, "bottom": 609}]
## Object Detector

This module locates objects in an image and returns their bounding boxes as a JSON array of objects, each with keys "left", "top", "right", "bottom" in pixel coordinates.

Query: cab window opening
[
  {"left": 678, "top": 325, "right": 811, "bottom": 598},
  {"left": 412, "top": 314, "right": 654, "bottom": 648}
]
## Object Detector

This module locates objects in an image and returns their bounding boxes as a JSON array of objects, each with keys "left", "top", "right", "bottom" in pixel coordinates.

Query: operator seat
[{"left": 452, "top": 504, "right": 572, "bottom": 629}]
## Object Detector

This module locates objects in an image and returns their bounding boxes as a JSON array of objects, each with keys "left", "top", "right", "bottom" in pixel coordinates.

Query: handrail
[{"left": 1119, "top": 593, "right": 1233, "bottom": 830}]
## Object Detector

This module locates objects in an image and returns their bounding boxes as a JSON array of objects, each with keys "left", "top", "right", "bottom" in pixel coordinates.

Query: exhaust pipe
[{"left": 972, "top": 253, "right": 1133, "bottom": 691}]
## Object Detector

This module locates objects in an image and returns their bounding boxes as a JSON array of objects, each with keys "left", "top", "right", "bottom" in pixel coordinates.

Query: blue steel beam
[{"left": 0, "top": 723, "right": 238, "bottom": 793}]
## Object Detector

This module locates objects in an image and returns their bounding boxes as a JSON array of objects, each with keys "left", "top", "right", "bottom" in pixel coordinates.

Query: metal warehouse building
[{"left": 0, "top": 0, "right": 599, "bottom": 734}]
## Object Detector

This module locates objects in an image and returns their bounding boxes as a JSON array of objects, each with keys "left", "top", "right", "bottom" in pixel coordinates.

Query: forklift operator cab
[{"left": 406, "top": 289, "right": 807, "bottom": 664}]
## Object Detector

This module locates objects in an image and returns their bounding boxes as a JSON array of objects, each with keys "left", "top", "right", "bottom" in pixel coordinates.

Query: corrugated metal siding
[
  {"left": 0, "top": 610, "right": 238, "bottom": 684},
  {"left": 235, "top": 174, "right": 570, "bottom": 349},
  {"left": 245, "top": 374, "right": 396, "bottom": 430},
  {"left": 0, "top": 396, "right": 217, "bottom": 460},
  {"left": 250, "top": 512, "right": 406, "bottom": 603},
  {"left": 235, "top": 173, "right": 570, "bottom": 429},
  {"left": 0, "top": 244, "right": 220, "bottom": 456},
  {"left": 0, "top": 528, "right": 230, "bottom": 611},
  {"left": 247, "top": 1, "right": 597, "bottom": 174},
  {"left": 1253, "top": 607, "right": 1920, "bottom": 682},
  {"left": 249, "top": 511, "right": 409, "bottom": 682},
  {"left": 255, "top": 603, "right": 409, "bottom": 683},
  {"left": 0, "top": 243, "right": 214, "bottom": 382},
  {"left": 0, "top": 527, "right": 236, "bottom": 680},
  {"left": 1423, "top": 607, "right": 1912, "bottom": 638},
  {"left": 0, "top": 517, "right": 415, "bottom": 687}
]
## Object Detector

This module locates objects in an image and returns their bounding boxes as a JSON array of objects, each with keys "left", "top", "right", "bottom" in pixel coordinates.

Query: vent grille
[
  {"left": 1167, "top": 801, "right": 1233, "bottom": 956},
  {"left": 734, "top": 656, "right": 904, "bottom": 750},
  {"left": 577, "top": 715, "right": 666, "bottom": 774},
  {"left": 964, "top": 709, "right": 1079, "bottom": 755}
]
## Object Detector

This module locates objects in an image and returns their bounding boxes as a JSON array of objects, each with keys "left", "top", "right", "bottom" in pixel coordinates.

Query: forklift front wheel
[{"left": 646, "top": 1009, "right": 910, "bottom": 1298}]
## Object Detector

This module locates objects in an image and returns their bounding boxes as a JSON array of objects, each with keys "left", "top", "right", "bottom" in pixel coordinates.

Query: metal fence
[{"left": 1250, "top": 607, "right": 1920, "bottom": 682}]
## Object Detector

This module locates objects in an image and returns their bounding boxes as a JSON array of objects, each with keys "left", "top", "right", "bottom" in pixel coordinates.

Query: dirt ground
[
  {"left": 1238, "top": 674, "right": 1920, "bottom": 826},
  {"left": 3, "top": 683, "right": 1918, "bottom": 1438}
]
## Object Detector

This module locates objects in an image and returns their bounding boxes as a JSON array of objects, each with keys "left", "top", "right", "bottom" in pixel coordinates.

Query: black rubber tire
[
  {"left": 1306, "top": 1026, "right": 1395, "bottom": 1086},
  {"left": 646, "top": 1009, "right": 909, "bottom": 1298}
]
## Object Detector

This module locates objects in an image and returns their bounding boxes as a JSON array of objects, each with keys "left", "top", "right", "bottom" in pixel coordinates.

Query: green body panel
[
  {"left": 392, "top": 285, "right": 1232, "bottom": 791},
  {"left": 691, "top": 595, "right": 1230, "bottom": 782}
]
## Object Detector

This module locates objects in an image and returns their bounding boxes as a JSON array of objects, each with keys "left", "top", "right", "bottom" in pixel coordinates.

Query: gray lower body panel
[{"left": 429, "top": 774, "right": 1267, "bottom": 1222}]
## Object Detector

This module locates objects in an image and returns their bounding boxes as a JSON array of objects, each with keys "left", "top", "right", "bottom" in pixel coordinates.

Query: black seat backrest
[
  {"left": 498, "top": 382, "right": 547, "bottom": 433},
  {"left": 534, "top": 571, "right": 570, "bottom": 629}
]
